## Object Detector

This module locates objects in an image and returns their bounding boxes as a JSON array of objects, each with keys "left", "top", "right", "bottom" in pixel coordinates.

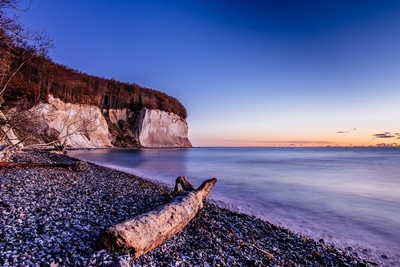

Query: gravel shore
[{"left": 1, "top": 150, "right": 379, "bottom": 266}]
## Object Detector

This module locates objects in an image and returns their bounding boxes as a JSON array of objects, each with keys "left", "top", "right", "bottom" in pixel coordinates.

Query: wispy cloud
[
  {"left": 372, "top": 132, "right": 400, "bottom": 139},
  {"left": 336, "top": 128, "right": 357, "bottom": 134}
]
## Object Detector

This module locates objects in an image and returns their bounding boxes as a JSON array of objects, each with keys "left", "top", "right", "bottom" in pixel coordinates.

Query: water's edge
[{"left": 68, "top": 147, "right": 400, "bottom": 266}]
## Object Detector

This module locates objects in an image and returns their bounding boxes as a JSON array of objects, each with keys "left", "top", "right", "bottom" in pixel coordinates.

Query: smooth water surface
[{"left": 69, "top": 147, "right": 400, "bottom": 265}]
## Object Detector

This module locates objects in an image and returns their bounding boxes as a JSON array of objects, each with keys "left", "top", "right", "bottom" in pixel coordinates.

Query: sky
[{"left": 13, "top": 0, "right": 400, "bottom": 147}]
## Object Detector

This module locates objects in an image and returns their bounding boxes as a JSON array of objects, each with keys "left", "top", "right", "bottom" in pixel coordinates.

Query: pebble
[{"left": 0, "top": 150, "right": 381, "bottom": 266}]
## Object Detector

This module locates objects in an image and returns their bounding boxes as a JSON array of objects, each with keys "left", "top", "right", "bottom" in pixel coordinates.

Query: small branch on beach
[
  {"left": 0, "top": 161, "right": 88, "bottom": 171},
  {"left": 254, "top": 246, "right": 274, "bottom": 260},
  {"left": 96, "top": 176, "right": 217, "bottom": 258}
]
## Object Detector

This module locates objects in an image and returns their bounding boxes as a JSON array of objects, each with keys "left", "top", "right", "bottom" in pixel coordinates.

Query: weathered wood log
[
  {"left": 173, "top": 175, "right": 195, "bottom": 192},
  {"left": 96, "top": 176, "right": 217, "bottom": 257}
]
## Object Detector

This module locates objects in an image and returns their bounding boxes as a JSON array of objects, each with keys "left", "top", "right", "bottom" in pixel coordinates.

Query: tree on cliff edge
[
  {"left": 0, "top": 0, "right": 52, "bottom": 104},
  {"left": 0, "top": 0, "right": 53, "bottom": 160}
]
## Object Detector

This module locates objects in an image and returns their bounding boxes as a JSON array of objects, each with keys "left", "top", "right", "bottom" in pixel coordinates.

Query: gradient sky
[{"left": 15, "top": 0, "right": 400, "bottom": 146}]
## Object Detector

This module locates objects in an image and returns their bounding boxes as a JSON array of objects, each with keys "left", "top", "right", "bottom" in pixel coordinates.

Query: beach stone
[{"left": 73, "top": 161, "right": 88, "bottom": 171}]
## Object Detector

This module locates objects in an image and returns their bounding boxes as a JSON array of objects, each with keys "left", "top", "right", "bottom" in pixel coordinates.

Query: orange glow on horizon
[{"left": 190, "top": 136, "right": 400, "bottom": 147}]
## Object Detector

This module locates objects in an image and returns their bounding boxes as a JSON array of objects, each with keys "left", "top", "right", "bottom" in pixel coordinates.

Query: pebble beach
[{"left": 0, "top": 150, "right": 379, "bottom": 266}]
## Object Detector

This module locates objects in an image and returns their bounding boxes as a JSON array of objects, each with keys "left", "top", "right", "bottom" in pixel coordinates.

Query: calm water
[{"left": 68, "top": 147, "right": 400, "bottom": 265}]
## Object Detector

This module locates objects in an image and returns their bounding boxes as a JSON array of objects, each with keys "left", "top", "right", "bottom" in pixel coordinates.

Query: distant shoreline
[{"left": 65, "top": 146, "right": 400, "bottom": 151}]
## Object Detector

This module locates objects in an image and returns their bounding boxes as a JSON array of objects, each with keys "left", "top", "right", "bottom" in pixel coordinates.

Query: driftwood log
[
  {"left": 96, "top": 176, "right": 217, "bottom": 257},
  {"left": 0, "top": 161, "right": 88, "bottom": 171}
]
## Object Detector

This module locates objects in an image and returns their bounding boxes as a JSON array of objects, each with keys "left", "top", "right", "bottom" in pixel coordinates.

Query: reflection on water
[{"left": 69, "top": 147, "right": 400, "bottom": 264}]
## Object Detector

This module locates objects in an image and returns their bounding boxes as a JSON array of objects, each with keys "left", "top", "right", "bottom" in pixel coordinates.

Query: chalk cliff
[
  {"left": 26, "top": 95, "right": 191, "bottom": 148},
  {"left": 34, "top": 95, "right": 113, "bottom": 148},
  {"left": 138, "top": 109, "right": 192, "bottom": 148}
]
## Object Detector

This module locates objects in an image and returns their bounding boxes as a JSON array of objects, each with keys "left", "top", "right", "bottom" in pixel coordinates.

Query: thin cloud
[
  {"left": 248, "top": 140, "right": 334, "bottom": 145},
  {"left": 336, "top": 128, "right": 356, "bottom": 134},
  {"left": 372, "top": 132, "right": 396, "bottom": 139}
]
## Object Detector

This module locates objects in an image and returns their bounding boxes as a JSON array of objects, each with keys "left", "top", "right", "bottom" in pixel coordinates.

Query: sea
[{"left": 68, "top": 147, "right": 400, "bottom": 266}]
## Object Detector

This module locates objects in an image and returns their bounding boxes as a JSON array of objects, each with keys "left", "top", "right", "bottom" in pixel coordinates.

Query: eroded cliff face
[
  {"left": 138, "top": 109, "right": 192, "bottom": 148},
  {"left": 20, "top": 95, "right": 191, "bottom": 148},
  {"left": 34, "top": 95, "right": 113, "bottom": 148}
]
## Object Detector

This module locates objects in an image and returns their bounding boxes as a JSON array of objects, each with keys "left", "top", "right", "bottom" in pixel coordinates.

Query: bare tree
[
  {"left": 0, "top": 105, "right": 53, "bottom": 160},
  {"left": 0, "top": 0, "right": 52, "bottom": 104},
  {"left": 0, "top": 109, "right": 21, "bottom": 159},
  {"left": 0, "top": 0, "right": 55, "bottom": 161},
  {"left": 0, "top": 104, "right": 100, "bottom": 161},
  {"left": 25, "top": 106, "right": 100, "bottom": 152}
]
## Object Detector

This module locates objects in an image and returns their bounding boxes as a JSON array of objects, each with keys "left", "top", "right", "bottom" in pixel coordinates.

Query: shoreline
[{"left": 1, "top": 150, "right": 379, "bottom": 266}]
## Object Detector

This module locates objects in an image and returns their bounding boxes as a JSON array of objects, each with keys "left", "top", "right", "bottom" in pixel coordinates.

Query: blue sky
[{"left": 16, "top": 0, "right": 400, "bottom": 146}]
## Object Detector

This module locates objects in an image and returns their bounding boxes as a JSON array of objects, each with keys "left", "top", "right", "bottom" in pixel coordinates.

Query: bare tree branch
[
  {"left": 1, "top": 104, "right": 100, "bottom": 160},
  {"left": 0, "top": 0, "right": 53, "bottom": 102},
  {"left": 0, "top": 51, "right": 34, "bottom": 96}
]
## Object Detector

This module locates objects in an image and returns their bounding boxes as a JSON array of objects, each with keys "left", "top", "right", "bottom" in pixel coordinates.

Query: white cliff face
[
  {"left": 10, "top": 95, "right": 191, "bottom": 149},
  {"left": 138, "top": 109, "right": 192, "bottom": 148},
  {"left": 35, "top": 95, "right": 112, "bottom": 148}
]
